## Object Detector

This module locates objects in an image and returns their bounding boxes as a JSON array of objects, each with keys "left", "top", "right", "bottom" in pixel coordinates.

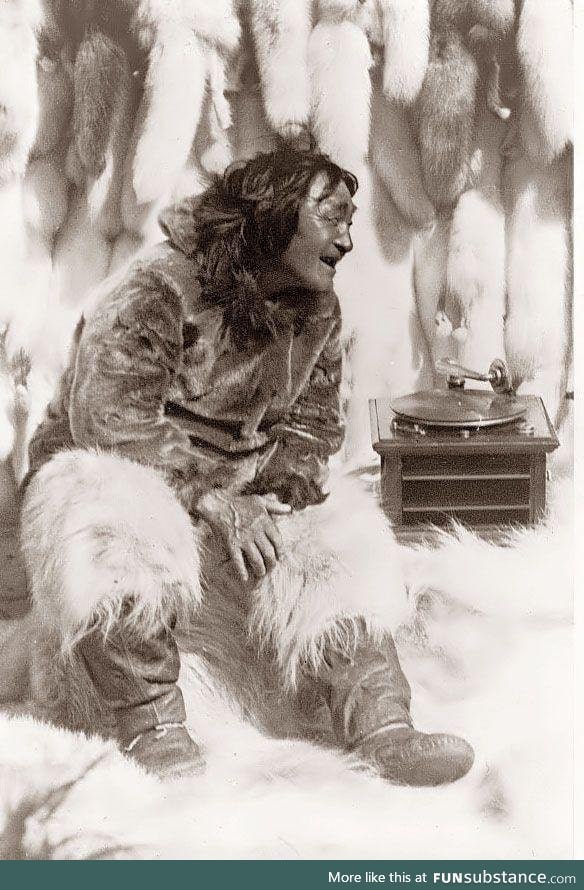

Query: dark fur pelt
[
  {"left": 416, "top": 0, "right": 515, "bottom": 208},
  {"left": 72, "top": 28, "right": 131, "bottom": 177},
  {"left": 53, "top": 0, "right": 146, "bottom": 179},
  {"left": 416, "top": 30, "right": 478, "bottom": 208}
]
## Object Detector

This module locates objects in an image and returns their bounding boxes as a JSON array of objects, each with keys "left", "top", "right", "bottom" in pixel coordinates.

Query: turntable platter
[{"left": 390, "top": 389, "right": 528, "bottom": 428}]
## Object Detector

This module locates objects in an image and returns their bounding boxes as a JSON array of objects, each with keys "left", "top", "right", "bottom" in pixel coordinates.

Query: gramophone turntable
[{"left": 369, "top": 358, "right": 560, "bottom": 543}]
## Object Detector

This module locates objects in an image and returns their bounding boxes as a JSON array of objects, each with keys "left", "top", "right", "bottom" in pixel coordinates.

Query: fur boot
[
  {"left": 444, "top": 106, "right": 507, "bottom": 371},
  {"left": 249, "top": 0, "right": 312, "bottom": 140},
  {"left": 516, "top": 0, "right": 573, "bottom": 165},
  {"left": 379, "top": 0, "right": 429, "bottom": 105},
  {"left": 308, "top": 0, "right": 380, "bottom": 171},
  {"left": 22, "top": 449, "right": 202, "bottom": 730},
  {"left": 503, "top": 149, "right": 572, "bottom": 425}
]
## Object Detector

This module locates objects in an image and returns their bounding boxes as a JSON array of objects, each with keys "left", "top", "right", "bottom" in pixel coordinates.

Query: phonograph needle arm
[{"left": 435, "top": 358, "right": 514, "bottom": 395}]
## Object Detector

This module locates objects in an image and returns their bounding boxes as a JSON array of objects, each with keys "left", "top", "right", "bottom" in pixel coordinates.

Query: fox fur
[
  {"left": 416, "top": 0, "right": 515, "bottom": 208},
  {"left": 197, "top": 48, "right": 234, "bottom": 176},
  {"left": 516, "top": 0, "right": 573, "bottom": 164},
  {"left": 71, "top": 29, "right": 129, "bottom": 179},
  {"left": 0, "top": 30, "right": 71, "bottom": 478},
  {"left": 21, "top": 449, "right": 202, "bottom": 653},
  {"left": 416, "top": 31, "right": 478, "bottom": 208},
  {"left": 503, "top": 149, "right": 572, "bottom": 425},
  {"left": 370, "top": 76, "right": 435, "bottom": 231},
  {"left": 379, "top": 0, "right": 429, "bottom": 105},
  {"left": 86, "top": 69, "right": 137, "bottom": 239},
  {"left": 249, "top": 0, "right": 312, "bottom": 140},
  {"left": 0, "top": 0, "right": 43, "bottom": 182},
  {"left": 413, "top": 216, "right": 454, "bottom": 382},
  {"left": 444, "top": 107, "right": 507, "bottom": 369},
  {"left": 131, "top": 24, "right": 209, "bottom": 205},
  {"left": 32, "top": 53, "right": 73, "bottom": 160},
  {"left": 309, "top": 2, "right": 376, "bottom": 171},
  {"left": 130, "top": 0, "right": 240, "bottom": 206},
  {"left": 52, "top": 190, "right": 113, "bottom": 310}
]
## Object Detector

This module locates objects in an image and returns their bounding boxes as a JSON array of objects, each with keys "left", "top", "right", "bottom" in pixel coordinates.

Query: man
[{"left": 22, "top": 147, "right": 474, "bottom": 784}]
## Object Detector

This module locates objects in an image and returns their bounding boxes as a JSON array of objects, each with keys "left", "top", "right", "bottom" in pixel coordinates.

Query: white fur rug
[{"left": 0, "top": 471, "right": 574, "bottom": 861}]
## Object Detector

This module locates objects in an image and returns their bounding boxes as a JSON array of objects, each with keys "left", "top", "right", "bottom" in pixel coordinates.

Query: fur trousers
[{"left": 20, "top": 450, "right": 408, "bottom": 741}]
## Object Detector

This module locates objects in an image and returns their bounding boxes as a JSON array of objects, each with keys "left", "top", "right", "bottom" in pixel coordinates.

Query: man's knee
[{"left": 21, "top": 450, "right": 202, "bottom": 649}]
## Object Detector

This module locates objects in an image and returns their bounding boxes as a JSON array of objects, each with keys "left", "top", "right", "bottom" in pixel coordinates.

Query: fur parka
[{"left": 27, "top": 201, "right": 345, "bottom": 513}]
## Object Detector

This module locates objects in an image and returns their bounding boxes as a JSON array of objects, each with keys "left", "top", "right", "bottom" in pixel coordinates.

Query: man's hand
[{"left": 197, "top": 491, "right": 291, "bottom": 582}]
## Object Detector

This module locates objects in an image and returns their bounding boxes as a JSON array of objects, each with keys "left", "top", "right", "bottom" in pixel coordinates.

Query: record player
[{"left": 369, "top": 358, "right": 560, "bottom": 543}]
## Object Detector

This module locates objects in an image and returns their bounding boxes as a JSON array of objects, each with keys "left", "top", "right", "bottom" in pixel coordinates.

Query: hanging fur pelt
[
  {"left": 516, "top": 0, "right": 573, "bottom": 165},
  {"left": 67, "top": 41, "right": 137, "bottom": 240},
  {"left": 249, "top": 0, "right": 312, "bottom": 140},
  {"left": 308, "top": 0, "right": 380, "bottom": 171},
  {"left": 444, "top": 106, "right": 507, "bottom": 371},
  {"left": 0, "top": 0, "right": 44, "bottom": 463},
  {"left": 0, "top": 0, "right": 43, "bottom": 182},
  {"left": 130, "top": 0, "right": 240, "bottom": 206},
  {"left": 369, "top": 74, "right": 435, "bottom": 231},
  {"left": 379, "top": 0, "right": 429, "bottom": 105},
  {"left": 503, "top": 149, "right": 572, "bottom": 426},
  {"left": 412, "top": 216, "right": 454, "bottom": 383},
  {"left": 416, "top": 0, "right": 515, "bottom": 209}
]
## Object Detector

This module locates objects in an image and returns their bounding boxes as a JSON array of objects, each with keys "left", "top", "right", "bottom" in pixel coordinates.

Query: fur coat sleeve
[{"left": 252, "top": 310, "right": 345, "bottom": 510}]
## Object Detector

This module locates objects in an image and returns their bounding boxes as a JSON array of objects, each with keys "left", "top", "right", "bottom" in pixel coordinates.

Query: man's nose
[{"left": 335, "top": 229, "right": 353, "bottom": 255}]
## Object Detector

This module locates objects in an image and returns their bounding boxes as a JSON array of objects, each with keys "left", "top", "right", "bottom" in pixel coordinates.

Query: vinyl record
[{"left": 390, "top": 389, "right": 528, "bottom": 428}]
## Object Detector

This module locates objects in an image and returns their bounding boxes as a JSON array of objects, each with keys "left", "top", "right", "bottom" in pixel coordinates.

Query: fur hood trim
[{"left": 159, "top": 197, "right": 337, "bottom": 346}]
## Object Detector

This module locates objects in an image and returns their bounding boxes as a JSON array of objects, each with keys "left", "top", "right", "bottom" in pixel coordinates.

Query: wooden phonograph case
[{"left": 369, "top": 359, "right": 560, "bottom": 543}]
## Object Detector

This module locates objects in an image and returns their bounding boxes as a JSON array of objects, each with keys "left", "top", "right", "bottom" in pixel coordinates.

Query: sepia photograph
[{"left": 0, "top": 0, "right": 576, "bottom": 864}]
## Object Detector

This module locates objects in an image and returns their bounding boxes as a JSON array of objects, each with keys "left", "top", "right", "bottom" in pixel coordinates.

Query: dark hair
[
  {"left": 194, "top": 146, "right": 356, "bottom": 289},
  {"left": 160, "top": 147, "right": 358, "bottom": 345}
]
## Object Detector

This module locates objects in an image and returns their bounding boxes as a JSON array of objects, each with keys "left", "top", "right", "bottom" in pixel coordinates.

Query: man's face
[{"left": 278, "top": 172, "right": 356, "bottom": 292}]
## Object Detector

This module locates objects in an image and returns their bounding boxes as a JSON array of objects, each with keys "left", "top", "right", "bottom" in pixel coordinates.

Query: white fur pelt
[
  {"left": 444, "top": 108, "right": 507, "bottom": 369},
  {"left": 370, "top": 77, "right": 436, "bottom": 231},
  {"left": 0, "top": 0, "right": 45, "bottom": 462},
  {"left": 308, "top": 1, "right": 377, "bottom": 171},
  {"left": 379, "top": 0, "right": 429, "bottom": 105},
  {"left": 0, "top": 473, "right": 574, "bottom": 859},
  {"left": 0, "top": 0, "right": 42, "bottom": 183},
  {"left": 52, "top": 190, "right": 113, "bottom": 309},
  {"left": 21, "top": 449, "right": 202, "bottom": 653},
  {"left": 249, "top": 0, "right": 312, "bottom": 140},
  {"left": 516, "top": 0, "right": 573, "bottom": 165},
  {"left": 334, "top": 166, "right": 432, "bottom": 466},
  {"left": 130, "top": 0, "right": 240, "bottom": 207},
  {"left": 413, "top": 215, "right": 455, "bottom": 382},
  {"left": 503, "top": 149, "right": 571, "bottom": 425}
]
